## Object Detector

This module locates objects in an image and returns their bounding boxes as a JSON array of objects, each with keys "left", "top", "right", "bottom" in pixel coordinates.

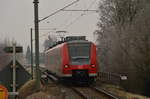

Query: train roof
[
  {"left": 67, "top": 40, "right": 91, "bottom": 44},
  {"left": 46, "top": 36, "right": 92, "bottom": 51}
]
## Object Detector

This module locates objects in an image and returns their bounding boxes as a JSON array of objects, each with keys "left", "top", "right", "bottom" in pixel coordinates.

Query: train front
[{"left": 62, "top": 40, "right": 98, "bottom": 84}]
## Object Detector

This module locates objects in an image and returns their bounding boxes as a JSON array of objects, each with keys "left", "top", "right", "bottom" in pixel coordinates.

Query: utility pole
[
  {"left": 33, "top": 0, "right": 40, "bottom": 89},
  {"left": 30, "top": 28, "right": 33, "bottom": 79}
]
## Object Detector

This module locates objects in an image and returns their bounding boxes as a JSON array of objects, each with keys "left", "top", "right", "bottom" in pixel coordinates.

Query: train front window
[{"left": 68, "top": 43, "right": 91, "bottom": 65}]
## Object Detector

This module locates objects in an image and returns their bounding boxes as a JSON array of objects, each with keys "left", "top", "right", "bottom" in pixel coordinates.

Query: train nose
[
  {"left": 76, "top": 71, "right": 85, "bottom": 77},
  {"left": 72, "top": 70, "right": 90, "bottom": 84},
  {"left": 72, "top": 70, "right": 88, "bottom": 77}
]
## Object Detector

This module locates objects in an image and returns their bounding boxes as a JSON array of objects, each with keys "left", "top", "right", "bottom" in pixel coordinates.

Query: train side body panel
[{"left": 45, "top": 44, "right": 63, "bottom": 76}]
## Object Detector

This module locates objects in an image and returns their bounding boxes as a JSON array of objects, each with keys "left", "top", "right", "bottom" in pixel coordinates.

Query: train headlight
[
  {"left": 64, "top": 65, "right": 69, "bottom": 68},
  {"left": 91, "top": 64, "right": 96, "bottom": 68}
]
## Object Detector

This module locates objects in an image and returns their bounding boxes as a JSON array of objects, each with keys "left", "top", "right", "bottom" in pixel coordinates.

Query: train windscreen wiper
[{"left": 72, "top": 56, "right": 89, "bottom": 60}]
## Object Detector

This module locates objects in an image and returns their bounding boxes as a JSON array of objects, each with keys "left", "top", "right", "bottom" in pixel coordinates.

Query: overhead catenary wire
[
  {"left": 37, "top": 0, "right": 99, "bottom": 40},
  {"left": 57, "top": 11, "right": 73, "bottom": 29},
  {"left": 32, "top": 30, "right": 56, "bottom": 42},
  {"left": 63, "top": 13, "right": 85, "bottom": 29},
  {"left": 39, "top": 0, "right": 98, "bottom": 30},
  {"left": 62, "top": 9, "right": 98, "bottom": 12},
  {"left": 62, "top": 0, "right": 98, "bottom": 29},
  {"left": 39, "top": 0, "right": 80, "bottom": 22},
  {"left": 31, "top": 28, "right": 57, "bottom": 41},
  {"left": 61, "top": 0, "right": 98, "bottom": 12},
  {"left": 31, "top": 28, "right": 57, "bottom": 31}
]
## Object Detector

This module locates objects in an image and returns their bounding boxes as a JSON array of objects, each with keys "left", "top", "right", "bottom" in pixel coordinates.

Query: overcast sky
[{"left": 0, "top": 0, "right": 99, "bottom": 52}]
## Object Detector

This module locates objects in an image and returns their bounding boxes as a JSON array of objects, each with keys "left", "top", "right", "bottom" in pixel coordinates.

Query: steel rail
[
  {"left": 71, "top": 86, "right": 120, "bottom": 99},
  {"left": 70, "top": 87, "right": 88, "bottom": 99},
  {"left": 91, "top": 87, "right": 120, "bottom": 99}
]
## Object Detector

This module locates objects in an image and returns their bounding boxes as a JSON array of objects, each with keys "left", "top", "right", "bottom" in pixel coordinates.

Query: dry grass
[
  {"left": 19, "top": 80, "right": 150, "bottom": 99},
  {"left": 41, "top": 83, "right": 61, "bottom": 95},
  {"left": 100, "top": 84, "right": 150, "bottom": 99},
  {"left": 26, "top": 92, "right": 49, "bottom": 99},
  {"left": 18, "top": 80, "right": 39, "bottom": 99},
  {"left": 26, "top": 92, "right": 58, "bottom": 99},
  {"left": 26, "top": 91, "right": 63, "bottom": 99},
  {"left": 18, "top": 80, "right": 64, "bottom": 99}
]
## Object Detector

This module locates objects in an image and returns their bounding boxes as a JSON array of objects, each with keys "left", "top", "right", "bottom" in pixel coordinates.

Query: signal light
[{"left": 91, "top": 64, "right": 96, "bottom": 68}]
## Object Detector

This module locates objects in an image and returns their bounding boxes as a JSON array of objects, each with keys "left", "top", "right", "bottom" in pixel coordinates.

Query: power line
[
  {"left": 32, "top": 30, "right": 56, "bottom": 42},
  {"left": 37, "top": 0, "right": 99, "bottom": 40},
  {"left": 58, "top": 11, "right": 73, "bottom": 28},
  {"left": 39, "top": 0, "right": 80, "bottom": 22},
  {"left": 31, "top": 28, "right": 57, "bottom": 31},
  {"left": 62, "top": 9, "right": 98, "bottom": 12},
  {"left": 61, "top": 0, "right": 98, "bottom": 29},
  {"left": 58, "top": 9, "right": 98, "bottom": 29},
  {"left": 64, "top": 14, "right": 84, "bottom": 29}
]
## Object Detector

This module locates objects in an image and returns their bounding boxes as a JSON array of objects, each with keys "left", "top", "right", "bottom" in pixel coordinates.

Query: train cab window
[{"left": 68, "top": 43, "right": 91, "bottom": 65}]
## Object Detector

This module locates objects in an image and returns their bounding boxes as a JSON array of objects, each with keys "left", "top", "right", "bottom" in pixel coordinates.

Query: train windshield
[{"left": 68, "top": 43, "right": 91, "bottom": 65}]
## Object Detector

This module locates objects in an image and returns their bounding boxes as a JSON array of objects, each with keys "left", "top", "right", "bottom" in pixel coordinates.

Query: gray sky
[{"left": 0, "top": 0, "right": 99, "bottom": 52}]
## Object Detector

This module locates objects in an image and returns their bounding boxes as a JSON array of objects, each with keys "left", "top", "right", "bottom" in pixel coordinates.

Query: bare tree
[
  {"left": 43, "top": 35, "right": 57, "bottom": 51},
  {"left": 96, "top": 0, "right": 150, "bottom": 96},
  {"left": 0, "top": 40, "right": 11, "bottom": 71}
]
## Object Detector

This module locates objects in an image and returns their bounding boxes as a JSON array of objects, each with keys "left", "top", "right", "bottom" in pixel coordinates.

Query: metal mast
[
  {"left": 33, "top": 0, "right": 40, "bottom": 89},
  {"left": 30, "top": 28, "right": 34, "bottom": 79}
]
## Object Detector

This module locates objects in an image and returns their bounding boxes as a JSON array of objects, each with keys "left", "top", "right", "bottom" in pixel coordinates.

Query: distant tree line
[
  {"left": 0, "top": 39, "right": 24, "bottom": 70},
  {"left": 0, "top": 41, "right": 11, "bottom": 71},
  {"left": 25, "top": 35, "right": 57, "bottom": 65},
  {"left": 96, "top": 0, "right": 150, "bottom": 96},
  {"left": 43, "top": 35, "right": 57, "bottom": 51},
  {"left": 25, "top": 46, "right": 45, "bottom": 65}
]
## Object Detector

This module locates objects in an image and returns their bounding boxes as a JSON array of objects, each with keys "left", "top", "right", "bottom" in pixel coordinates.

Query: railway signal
[
  {"left": 4, "top": 44, "right": 22, "bottom": 93},
  {"left": 2, "top": 44, "right": 30, "bottom": 98},
  {"left": 4, "top": 43, "right": 26, "bottom": 97},
  {"left": 4, "top": 46, "right": 22, "bottom": 53}
]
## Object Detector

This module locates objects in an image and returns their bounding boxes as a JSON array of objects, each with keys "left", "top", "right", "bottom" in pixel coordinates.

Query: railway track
[
  {"left": 71, "top": 86, "right": 120, "bottom": 99},
  {"left": 91, "top": 87, "right": 120, "bottom": 99},
  {"left": 40, "top": 67, "right": 120, "bottom": 99}
]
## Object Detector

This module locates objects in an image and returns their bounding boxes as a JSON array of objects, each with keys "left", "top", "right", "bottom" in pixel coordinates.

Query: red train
[{"left": 45, "top": 36, "right": 98, "bottom": 84}]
